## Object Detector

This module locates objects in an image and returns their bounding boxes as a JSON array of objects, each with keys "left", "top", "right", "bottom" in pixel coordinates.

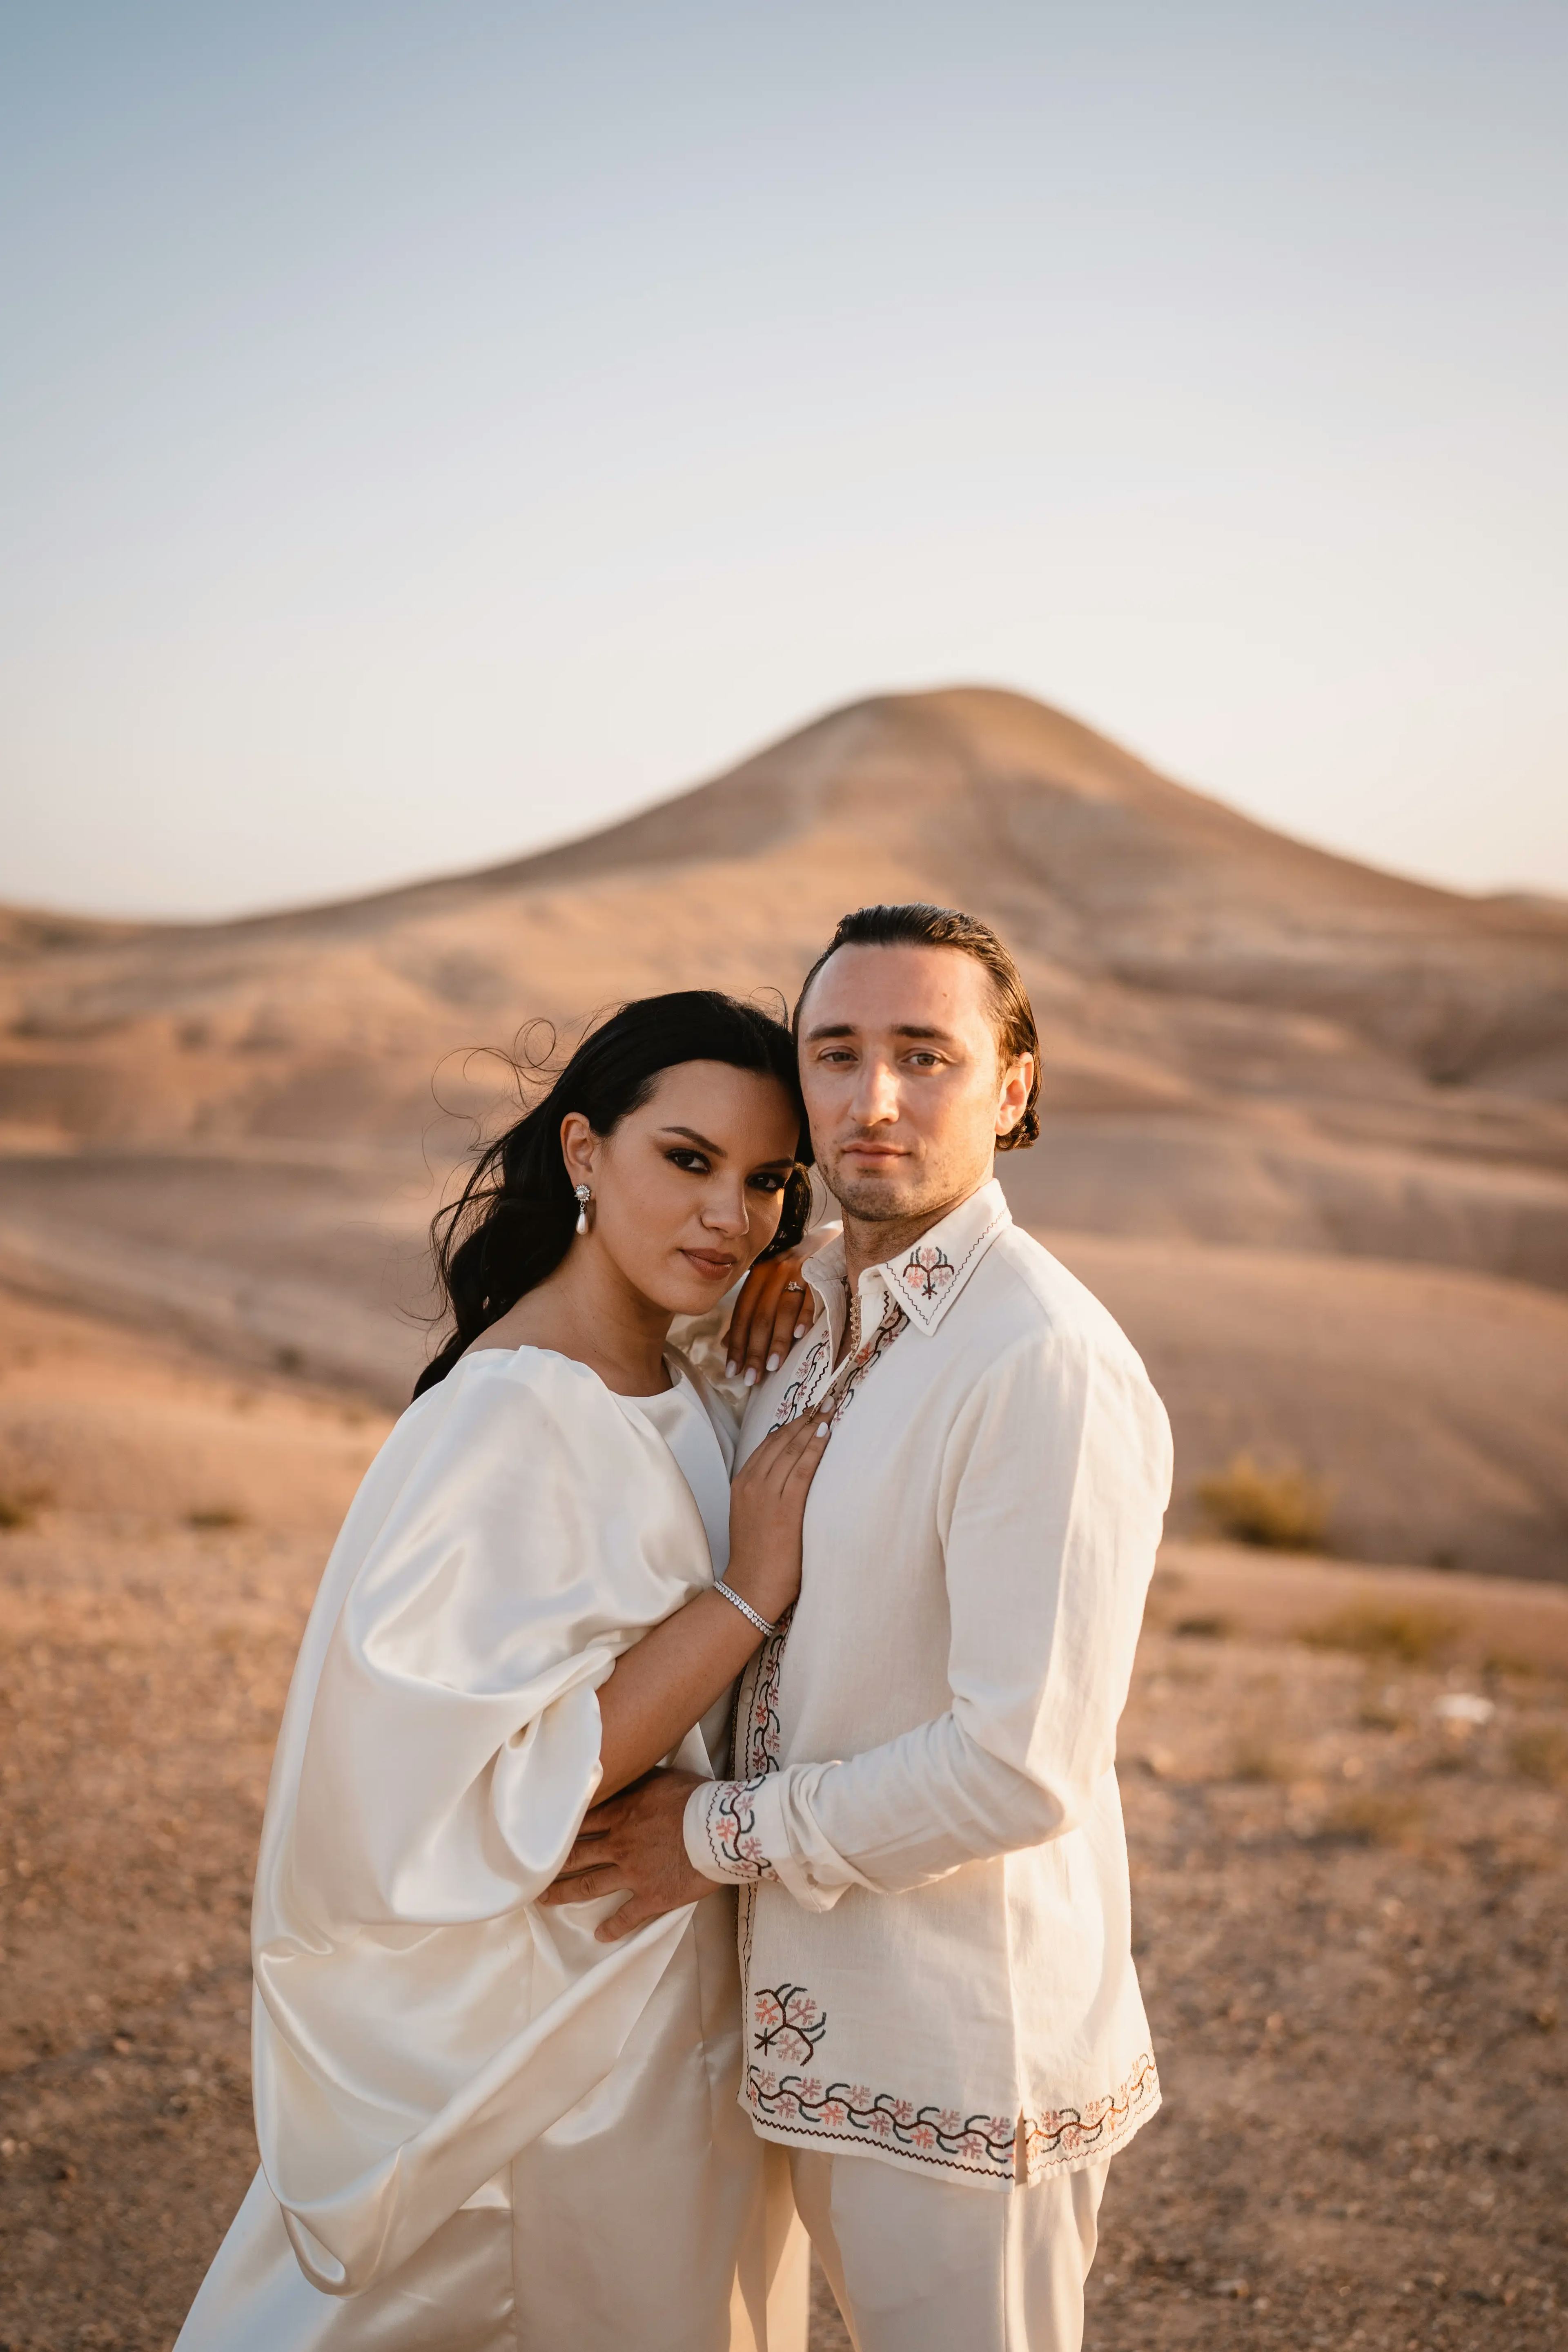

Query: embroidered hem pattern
[{"left": 744, "top": 2027, "right": 1162, "bottom": 2185}]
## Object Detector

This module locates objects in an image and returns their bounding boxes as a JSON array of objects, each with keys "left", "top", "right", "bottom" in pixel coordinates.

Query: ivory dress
[{"left": 176, "top": 1344, "right": 807, "bottom": 2352}]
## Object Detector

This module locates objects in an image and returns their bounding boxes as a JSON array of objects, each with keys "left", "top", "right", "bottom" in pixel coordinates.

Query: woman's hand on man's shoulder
[{"left": 722, "top": 1224, "right": 837, "bottom": 1387}]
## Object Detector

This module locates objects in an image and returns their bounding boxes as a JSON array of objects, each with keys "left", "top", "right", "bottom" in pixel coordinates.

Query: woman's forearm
[
  {"left": 594, "top": 1588, "right": 765, "bottom": 1801},
  {"left": 593, "top": 1411, "right": 826, "bottom": 1799}
]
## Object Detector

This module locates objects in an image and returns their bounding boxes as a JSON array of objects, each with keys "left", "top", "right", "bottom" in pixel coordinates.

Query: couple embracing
[{"left": 178, "top": 902, "right": 1173, "bottom": 2352}]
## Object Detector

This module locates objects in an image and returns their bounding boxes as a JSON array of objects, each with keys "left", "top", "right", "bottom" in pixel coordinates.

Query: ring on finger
[{"left": 784, "top": 1280, "right": 805, "bottom": 1292}]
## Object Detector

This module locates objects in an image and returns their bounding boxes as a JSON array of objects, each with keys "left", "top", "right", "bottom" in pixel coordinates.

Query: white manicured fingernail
[
  {"left": 816, "top": 1422, "right": 829, "bottom": 1436},
  {"left": 766, "top": 1353, "right": 780, "bottom": 1372},
  {"left": 744, "top": 1367, "right": 758, "bottom": 1386},
  {"left": 793, "top": 1323, "right": 806, "bottom": 1339},
  {"left": 726, "top": 1362, "right": 737, "bottom": 1378}
]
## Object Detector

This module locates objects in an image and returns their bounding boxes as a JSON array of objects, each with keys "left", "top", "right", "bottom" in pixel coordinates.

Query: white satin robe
[{"left": 177, "top": 1345, "right": 807, "bottom": 2352}]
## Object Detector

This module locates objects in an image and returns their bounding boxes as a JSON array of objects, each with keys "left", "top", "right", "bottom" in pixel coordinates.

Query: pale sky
[{"left": 4, "top": 1, "right": 1565, "bottom": 919}]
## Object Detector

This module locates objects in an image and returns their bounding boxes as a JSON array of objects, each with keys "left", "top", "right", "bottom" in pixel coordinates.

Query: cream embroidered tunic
[
  {"left": 177, "top": 1347, "right": 804, "bottom": 2352},
  {"left": 683, "top": 1182, "right": 1173, "bottom": 2190}
]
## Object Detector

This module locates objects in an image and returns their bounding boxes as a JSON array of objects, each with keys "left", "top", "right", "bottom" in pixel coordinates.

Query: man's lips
[{"left": 838, "top": 1143, "right": 908, "bottom": 1161}]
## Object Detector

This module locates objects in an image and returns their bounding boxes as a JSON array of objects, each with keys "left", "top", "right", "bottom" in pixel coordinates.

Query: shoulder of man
[
  {"left": 961, "top": 1221, "right": 1151, "bottom": 1381},
  {"left": 948, "top": 1233, "right": 1174, "bottom": 1505}
]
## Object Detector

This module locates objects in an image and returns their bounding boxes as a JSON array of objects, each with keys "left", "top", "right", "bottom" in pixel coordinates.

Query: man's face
[{"left": 797, "top": 943, "right": 1033, "bottom": 1226}]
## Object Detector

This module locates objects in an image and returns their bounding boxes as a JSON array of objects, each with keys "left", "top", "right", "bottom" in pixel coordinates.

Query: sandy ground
[{"left": 0, "top": 1290, "right": 1564, "bottom": 2349}]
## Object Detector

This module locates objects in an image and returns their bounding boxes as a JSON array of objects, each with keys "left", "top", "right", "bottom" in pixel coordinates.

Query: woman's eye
[
  {"left": 667, "top": 1149, "right": 710, "bottom": 1173},
  {"left": 747, "top": 1172, "right": 787, "bottom": 1194}
]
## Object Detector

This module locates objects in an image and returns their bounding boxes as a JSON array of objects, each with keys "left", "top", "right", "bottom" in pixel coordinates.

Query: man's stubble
[{"left": 819, "top": 1150, "right": 990, "bottom": 1235}]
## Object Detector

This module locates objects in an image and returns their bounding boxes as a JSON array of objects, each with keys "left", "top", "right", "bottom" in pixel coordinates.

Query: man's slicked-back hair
[{"left": 793, "top": 903, "right": 1041, "bottom": 1150}]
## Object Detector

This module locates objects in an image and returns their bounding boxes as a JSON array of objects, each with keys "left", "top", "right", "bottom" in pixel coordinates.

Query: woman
[{"left": 177, "top": 992, "right": 827, "bottom": 2352}]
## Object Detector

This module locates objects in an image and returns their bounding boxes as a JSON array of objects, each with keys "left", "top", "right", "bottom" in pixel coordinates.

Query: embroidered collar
[{"left": 803, "top": 1179, "right": 1011, "bottom": 1338}]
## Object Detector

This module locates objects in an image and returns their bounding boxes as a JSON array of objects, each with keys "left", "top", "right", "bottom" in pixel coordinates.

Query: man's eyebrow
[{"left": 802, "top": 1021, "right": 962, "bottom": 1044}]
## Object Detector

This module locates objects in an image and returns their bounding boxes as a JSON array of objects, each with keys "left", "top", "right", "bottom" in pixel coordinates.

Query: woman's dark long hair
[{"left": 414, "top": 991, "right": 811, "bottom": 1398}]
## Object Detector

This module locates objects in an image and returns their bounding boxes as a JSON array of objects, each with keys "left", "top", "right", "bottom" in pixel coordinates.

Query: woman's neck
[{"left": 473, "top": 1245, "right": 673, "bottom": 1396}]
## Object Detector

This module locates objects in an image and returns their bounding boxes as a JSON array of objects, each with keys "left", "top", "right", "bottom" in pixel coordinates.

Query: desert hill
[{"left": 3, "top": 685, "right": 1568, "bottom": 1575}]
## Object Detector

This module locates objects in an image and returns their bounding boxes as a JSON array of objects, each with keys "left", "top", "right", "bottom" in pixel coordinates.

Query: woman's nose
[{"left": 701, "top": 1183, "right": 748, "bottom": 1234}]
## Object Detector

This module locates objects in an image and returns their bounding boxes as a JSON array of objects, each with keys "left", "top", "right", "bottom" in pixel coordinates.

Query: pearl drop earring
[{"left": 573, "top": 1183, "right": 592, "bottom": 1236}]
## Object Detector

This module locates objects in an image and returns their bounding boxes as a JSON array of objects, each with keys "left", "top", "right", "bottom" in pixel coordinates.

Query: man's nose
[{"left": 850, "top": 1057, "right": 900, "bottom": 1125}]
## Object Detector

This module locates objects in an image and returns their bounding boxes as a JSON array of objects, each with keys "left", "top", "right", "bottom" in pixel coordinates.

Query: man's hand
[{"left": 539, "top": 1768, "right": 718, "bottom": 1942}]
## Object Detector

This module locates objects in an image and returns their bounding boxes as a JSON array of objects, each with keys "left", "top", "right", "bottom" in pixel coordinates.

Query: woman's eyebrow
[
  {"left": 658, "top": 1124, "right": 726, "bottom": 1156},
  {"left": 660, "top": 1125, "right": 797, "bottom": 1167}
]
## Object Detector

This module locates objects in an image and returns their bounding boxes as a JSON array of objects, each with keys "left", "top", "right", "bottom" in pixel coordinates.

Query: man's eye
[
  {"left": 818, "top": 1049, "right": 855, "bottom": 1065},
  {"left": 906, "top": 1052, "right": 943, "bottom": 1069}
]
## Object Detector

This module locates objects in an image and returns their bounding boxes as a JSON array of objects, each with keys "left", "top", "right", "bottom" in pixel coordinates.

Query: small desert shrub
[
  {"left": 1511, "top": 1725, "right": 1568, "bottom": 1789},
  {"left": 1358, "top": 1690, "right": 1411, "bottom": 1731},
  {"left": 1231, "top": 1738, "right": 1294, "bottom": 1784},
  {"left": 1175, "top": 1615, "right": 1231, "bottom": 1640},
  {"left": 1319, "top": 1792, "right": 1423, "bottom": 1848},
  {"left": 1196, "top": 1454, "right": 1329, "bottom": 1551},
  {"left": 0, "top": 1484, "right": 52, "bottom": 1532},
  {"left": 1303, "top": 1605, "right": 1460, "bottom": 1667},
  {"left": 187, "top": 1506, "right": 247, "bottom": 1531}
]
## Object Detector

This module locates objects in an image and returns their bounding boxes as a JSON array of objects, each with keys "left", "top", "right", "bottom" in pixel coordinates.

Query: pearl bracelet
[{"left": 713, "top": 1581, "right": 778, "bottom": 1639}]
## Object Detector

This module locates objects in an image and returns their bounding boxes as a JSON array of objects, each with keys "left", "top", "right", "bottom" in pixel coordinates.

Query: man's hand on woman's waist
[{"left": 538, "top": 1768, "right": 717, "bottom": 1942}]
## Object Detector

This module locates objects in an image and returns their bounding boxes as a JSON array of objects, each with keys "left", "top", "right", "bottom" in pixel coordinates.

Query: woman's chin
[{"left": 657, "top": 1263, "right": 742, "bottom": 1320}]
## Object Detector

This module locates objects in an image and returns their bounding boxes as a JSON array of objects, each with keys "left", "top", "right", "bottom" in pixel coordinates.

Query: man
[{"left": 546, "top": 903, "right": 1173, "bottom": 2352}]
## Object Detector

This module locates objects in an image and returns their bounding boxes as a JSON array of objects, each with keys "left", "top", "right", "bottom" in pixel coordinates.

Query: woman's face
[{"left": 561, "top": 1061, "right": 802, "bottom": 1318}]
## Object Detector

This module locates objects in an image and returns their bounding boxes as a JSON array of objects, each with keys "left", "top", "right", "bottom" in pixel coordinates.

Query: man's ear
[{"left": 996, "top": 1054, "right": 1034, "bottom": 1137}]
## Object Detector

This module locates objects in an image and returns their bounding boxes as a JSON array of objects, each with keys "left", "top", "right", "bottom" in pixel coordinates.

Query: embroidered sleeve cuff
[
  {"left": 682, "top": 1777, "right": 781, "bottom": 1885},
  {"left": 683, "top": 1770, "right": 878, "bottom": 1910},
  {"left": 745, "top": 1767, "right": 865, "bottom": 1914}
]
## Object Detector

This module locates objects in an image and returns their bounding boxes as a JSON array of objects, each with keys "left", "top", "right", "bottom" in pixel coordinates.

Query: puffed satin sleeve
[{"left": 248, "top": 1349, "right": 717, "bottom": 2298}]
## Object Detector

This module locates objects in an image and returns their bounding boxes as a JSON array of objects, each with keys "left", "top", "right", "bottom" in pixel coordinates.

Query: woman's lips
[{"left": 682, "top": 1249, "right": 738, "bottom": 1277}]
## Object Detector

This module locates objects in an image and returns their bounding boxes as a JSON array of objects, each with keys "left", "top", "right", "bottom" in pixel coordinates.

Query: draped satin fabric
[{"left": 176, "top": 1346, "right": 807, "bottom": 2352}]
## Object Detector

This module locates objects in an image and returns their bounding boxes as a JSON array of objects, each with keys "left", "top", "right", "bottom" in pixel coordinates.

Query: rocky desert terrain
[
  {"left": 2, "top": 686, "right": 1566, "bottom": 2345},
  {"left": 0, "top": 1286, "right": 1564, "bottom": 2352}
]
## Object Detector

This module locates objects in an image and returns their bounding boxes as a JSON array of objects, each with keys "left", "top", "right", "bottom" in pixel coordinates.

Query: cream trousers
[{"left": 789, "top": 2149, "right": 1110, "bottom": 2352}]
